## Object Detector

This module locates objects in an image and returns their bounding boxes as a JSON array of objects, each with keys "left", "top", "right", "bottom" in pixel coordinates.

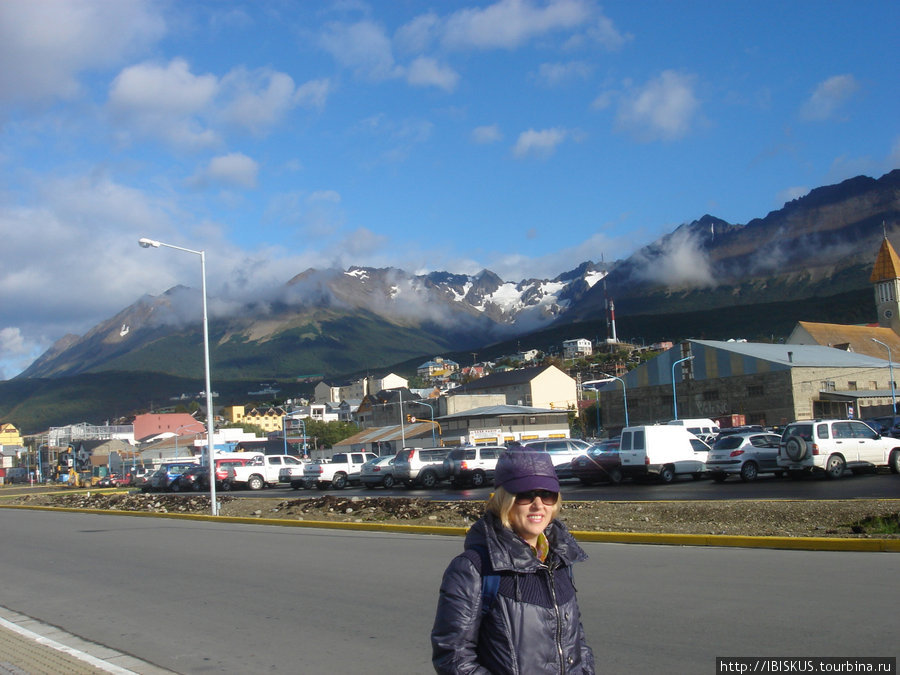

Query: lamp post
[
  {"left": 871, "top": 338, "right": 897, "bottom": 416},
  {"left": 671, "top": 355, "right": 695, "bottom": 421},
  {"left": 410, "top": 400, "right": 437, "bottom": 446},
  {"left": 583, "top": 377, "right": 629, "bottom": 432},
  {"left": 174, "top": 422, "right": 204, "bottom": 459},
  {"left": 139, "top": 237, "right": 218, "bottom": 516},
  {"left": 283, "top": 414, "right": 308, "bottom": 457}
]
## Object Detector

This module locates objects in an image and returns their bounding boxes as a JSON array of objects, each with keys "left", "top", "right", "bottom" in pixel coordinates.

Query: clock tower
[{"left": 870, "top": 235, "right": 900, "bottom": 334}]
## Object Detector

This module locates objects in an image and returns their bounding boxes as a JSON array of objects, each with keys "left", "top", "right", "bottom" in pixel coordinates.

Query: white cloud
[
  {"left": 631, "top": 226, "right": 715, "bottom": 288},
  {"left": 442, "top": 0, "right": 592, "bottom": 50},
  {"left": 616, "top": 70, "right": 700, "bottom": 142},
  {"left": 513, "top": 128, "right": 568, "bottom": 158},
  {"left": 191, "top": 153, "right": 259, "bottom": 189},
  {"left": 319, "top": 20, "right": 400, "bottom": 81},
  {"left": 800, "top": 74, "right": 860, "bottom": 121},
  {"left": 220, "top": 68, "right": 308, "bottom": 134},
  {"left": 395, "top": 12, "right": 440, "bottom": 53},
  {"left": 0, "top": 0, "right": 165, "bottom": 105},
  {"left": 406, "top": 57, "right": 460, "bottom": 92},
  {"left": 535, "top": 61, "right": 592, "bottom": 87},
  {"left": 294, "top": 78, "right": 333, "bottom": 110},
  {"left": 107, "top": 58, "right": 220, "bottom": 149},
  {"left": 472, "top": 124, "right": 503, "bottom": 144}
]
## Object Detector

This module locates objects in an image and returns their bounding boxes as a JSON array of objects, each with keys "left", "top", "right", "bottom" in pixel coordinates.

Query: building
[
  {"left": 241, "top": 406, "right": 287, "bottom": 433},
  {"left": 133, "top": 413, "right": 205, "bottom": 443},
  {"left": 438, "top": 405, "right": 572, "bottom": 446},
  {"left": 417, "top": 357, "right": 460, "bottom": 381},
  {"left": 314, "top": 373, "right": 408, "bottom": 403},
  {"left": 597, "top": 340, "right": 899, "bottom": 431},
  {"left": 563, "top": 338, "right": 593, "bottom": 359},
  {"left": 449, "top": 365, "right": 577, "bottom": 411},
  {"left": 0, "top": 423, "right": 23, "bottom": 447}
]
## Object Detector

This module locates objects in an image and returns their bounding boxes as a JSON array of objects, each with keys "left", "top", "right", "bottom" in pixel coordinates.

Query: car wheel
[
  {"left": 890, "top": 450, "right": 900, "bottom": 474},
  {"left": 607, "top": 467, "right": 624, "bottom": 485},
  {"left": 824, "top": 454, "right": 845, "bottom": 480},
  {"left": 247, "top": 475, "right": 265, "bottom": 491},
  {"left": 785, "top": 436, "right": 807, "bottom": 461},
  {"left": 420, "top": 470, "right": 438, "bottom": 488},
  {"left": 170, "top": 482, "right": 181, "bottom": 492},
  {"left": 470, "top": 470, "right": 486, "bottom": 488},
  {"left": 740, "top": 462, "right": 759, "bottom": 482},
  {"left": 712, "top": 472, "right": 727, "bottom": 483},
  {"left": 221, "top": 481, "right": 232, "bottom": 492},
  {"left": 332, "top": 473, "right": 347, "bottom": 490},
  {"left": 658, "top": 465, "right": 675, "bottom": 483},
  {"left": 382, "top": 474, "right": 395, "bottom": 489}
]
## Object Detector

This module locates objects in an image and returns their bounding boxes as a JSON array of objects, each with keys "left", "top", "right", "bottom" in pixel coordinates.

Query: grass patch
[{"left": 849, "top": 514, "right": 900, "bottom": 535}]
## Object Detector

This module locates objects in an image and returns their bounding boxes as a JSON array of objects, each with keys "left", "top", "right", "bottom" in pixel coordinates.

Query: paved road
[{"left": 0, "top": 509, "right": 896, "bottom": 674}]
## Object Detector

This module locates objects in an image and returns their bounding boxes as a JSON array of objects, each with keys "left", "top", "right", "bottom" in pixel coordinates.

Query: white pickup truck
[
  {"left": 300, "top": 451, "right": 376, "bottom": 490},
  {"left": 231, "top": 454, "right": 307, "bottom": 491}
]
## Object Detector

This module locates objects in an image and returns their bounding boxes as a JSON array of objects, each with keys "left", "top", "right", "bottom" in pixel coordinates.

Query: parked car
[
  {"left": 443, "top": 445, "right": 504, "bottom": 488},
  {"left": 618, "top": 425, "right": 710, "bottom": 483},
  {"left": 169, "top": 462, "right": 238, "bottom": 492},
  {"left": 570, "top": 438, "right": 622, "bottom": 485},
  {"left": 667, "top": 418, "right": 720, "bottom": 444},
  {"left": 706, "top": 432, "right": 783, "bottom": 482},
  {"left": 863, "top": 415, "right": 900, "bottom": 438},
  {"left": 520, "top": 438, "right": 594, "bottom": 479},
  {"left": 778, "top": 419, "right": 900, "bottom": 479},
  {"left": 392, "top": 447, "right": 451, "bottom": 488},
  {"left": 142, "top": 461, "right": 199, "bottom": 492},
  {"left": 360, "top": 454, "right": 397, "bottom": 489}
]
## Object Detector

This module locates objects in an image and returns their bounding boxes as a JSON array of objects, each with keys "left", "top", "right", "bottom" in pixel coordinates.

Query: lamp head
[{"left": 138, "top": 238, "right": 160, "bottom": 248}]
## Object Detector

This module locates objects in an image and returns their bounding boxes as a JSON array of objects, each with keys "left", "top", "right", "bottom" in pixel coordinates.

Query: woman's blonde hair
[{"left": 486, "top": 486, "right": 562, "bottom": 529}]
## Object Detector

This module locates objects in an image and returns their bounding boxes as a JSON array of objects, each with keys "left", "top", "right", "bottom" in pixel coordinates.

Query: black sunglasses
[{"left": 514, "top": 489, "right": 559, "bottom": 505}]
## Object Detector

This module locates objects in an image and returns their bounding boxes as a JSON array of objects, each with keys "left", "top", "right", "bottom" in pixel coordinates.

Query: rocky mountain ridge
[{"left": 18, "top": 169, "right": 900, "bottom": 382}]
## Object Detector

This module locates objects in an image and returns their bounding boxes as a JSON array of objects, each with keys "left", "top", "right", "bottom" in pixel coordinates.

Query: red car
[{"left": 570, "top": 439, "right": 622, "bottom": 485}]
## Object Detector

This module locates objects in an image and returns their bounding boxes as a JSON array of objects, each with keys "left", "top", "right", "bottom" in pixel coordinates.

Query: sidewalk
[{"left": 0, "top": 607, "right": 171, "bottom": 675}]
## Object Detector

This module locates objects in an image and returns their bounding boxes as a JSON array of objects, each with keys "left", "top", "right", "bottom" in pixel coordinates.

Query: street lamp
[
  {"left": 283, "top": 414, "right": 308, "bottom": 457},
  {"left": 671, "top": 355, "right": 695, "bottom": 421},
  {"left": 871, "top": 338, "right": 897, "bottom": 415},
  {"left": 583, "top": 376, "right": 629, "bottom": 432},
  {"left": 139, "top": 237, "right": 218, "bottom": 516},
  {"left": 409, "top": 400, "right": 437, "bottom": 446}
]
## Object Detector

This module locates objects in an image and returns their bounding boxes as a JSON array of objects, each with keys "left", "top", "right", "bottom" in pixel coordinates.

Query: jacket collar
[{"left": 465, "top": 511, "right": 588, "bottom": 573}]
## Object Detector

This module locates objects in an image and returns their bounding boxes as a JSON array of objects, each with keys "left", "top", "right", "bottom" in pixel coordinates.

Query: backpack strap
[{"left": 468, "top": 544, "right": 500, "bottom": 617}]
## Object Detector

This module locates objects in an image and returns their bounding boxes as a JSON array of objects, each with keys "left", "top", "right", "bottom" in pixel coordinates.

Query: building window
[
  {"left": 847, "top": 381, "right": 857, "bottom": 391},
  {"left": 823, "top": 380, "right": 836, "bottom": 392},
  {"left": 870, "top": 381, "right": 879, "bottom": 389},
  {"left": 747, "top": 385, "right": 764, "bottom": 398}
]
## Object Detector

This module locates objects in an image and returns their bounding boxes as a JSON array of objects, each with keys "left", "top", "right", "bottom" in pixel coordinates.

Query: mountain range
[{"left": 6, "top": 168, "right": 900, "bottom": 432}]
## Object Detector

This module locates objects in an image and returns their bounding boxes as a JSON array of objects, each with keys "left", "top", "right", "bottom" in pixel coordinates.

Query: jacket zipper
[{"left": 545, "top": 563, "right": 565, "bottom": 673}]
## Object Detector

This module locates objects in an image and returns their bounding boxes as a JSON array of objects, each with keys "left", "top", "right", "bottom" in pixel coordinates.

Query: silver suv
[
  {"left": 443, "top": 445, "right": 504, "bottom": 488},
  {"left": 392, "top": 447, "right": 451, "bottom": 488},
  {"left": 778, "top": 419, "right": 900, "bottom": 479},
  {"left": 521, "top": 438, "right": 593, "bottom": 479},
  {"left": 706, "top": 432, "right": 783, "bottom": 482}
]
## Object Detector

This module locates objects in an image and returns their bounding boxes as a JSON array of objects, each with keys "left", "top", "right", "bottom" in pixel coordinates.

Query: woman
[{"left": 431, "top": 447, "right": 595, "bottom": 674}]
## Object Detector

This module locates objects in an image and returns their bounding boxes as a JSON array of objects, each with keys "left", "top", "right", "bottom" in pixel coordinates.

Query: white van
[
  {"left": 667, "top": 418, "right": 719, "bottom": 444},
  {"left": 619, "top": 425, "right": 710, "bottom": 483}
]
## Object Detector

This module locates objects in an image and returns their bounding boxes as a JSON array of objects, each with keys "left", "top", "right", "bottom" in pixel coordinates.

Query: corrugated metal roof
[
  {"left": 439, "top": 404, "right": 560, "bottom": 420},
  {"left": 691, "top": 340, "right": 894, "bottom": 367}
]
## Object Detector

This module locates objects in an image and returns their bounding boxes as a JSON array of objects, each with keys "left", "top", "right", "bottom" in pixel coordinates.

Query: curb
[{"left": 1, "top": 503, "right": 897, "bottom": 552}]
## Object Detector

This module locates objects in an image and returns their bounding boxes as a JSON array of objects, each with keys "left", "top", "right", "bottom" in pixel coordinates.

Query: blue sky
[{"left": 1, "top": 0, "right": 898, "bottom": 379}]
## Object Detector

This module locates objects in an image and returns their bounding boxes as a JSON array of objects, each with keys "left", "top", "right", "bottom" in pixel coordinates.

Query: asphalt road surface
[{"left": 0, "top": 509, "right": 896, "bottom": 674}]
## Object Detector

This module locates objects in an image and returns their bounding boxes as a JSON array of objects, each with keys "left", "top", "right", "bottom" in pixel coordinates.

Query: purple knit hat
[{"left": 494, "top": 446, "right": 560, "bottom": 494}]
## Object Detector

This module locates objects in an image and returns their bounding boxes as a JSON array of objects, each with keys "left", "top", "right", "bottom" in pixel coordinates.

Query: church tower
[{"left": 870, "top": 235, "right": 900, "bottom": 334}]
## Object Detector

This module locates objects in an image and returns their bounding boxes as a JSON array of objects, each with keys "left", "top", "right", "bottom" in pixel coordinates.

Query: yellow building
[
  {"left": 0, "top": 423, "right": 23, "bottom": 447},
  {"left": 242, "top": 406, "right": 287, "bottom": 433}
]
